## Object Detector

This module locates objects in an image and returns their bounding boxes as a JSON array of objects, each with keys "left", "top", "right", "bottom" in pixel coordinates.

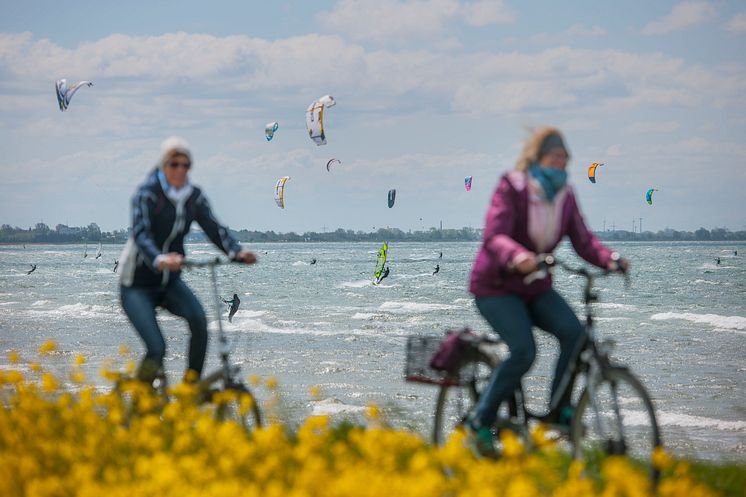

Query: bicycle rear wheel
[
  {"left": 213, "top": 382, "right": 263, "bottom": 434},
  {"left": 571, "top": 366, "right": 661, "bottom": 485}
]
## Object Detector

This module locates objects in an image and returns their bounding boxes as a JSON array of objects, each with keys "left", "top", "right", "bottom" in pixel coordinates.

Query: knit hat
[
  {"left": 159, "top": 136, "right": 192, "bottom": 169},
  {"left": 538, "top": 133, "right": 568, "bottom": 159}
]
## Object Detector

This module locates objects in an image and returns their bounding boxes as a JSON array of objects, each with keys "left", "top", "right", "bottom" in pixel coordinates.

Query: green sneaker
[{"left": 465, "top": 422, "right": 499, "bottom": 459}]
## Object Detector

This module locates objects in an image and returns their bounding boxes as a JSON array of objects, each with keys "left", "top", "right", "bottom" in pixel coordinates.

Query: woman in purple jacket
[{"left": 466, "top": 127, "right": 628, "bottom": 456}]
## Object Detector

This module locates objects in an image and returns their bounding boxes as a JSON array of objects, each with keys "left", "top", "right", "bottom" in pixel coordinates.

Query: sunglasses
[{"left": 167, "top": 160, "right": 191, "bottom": 170}]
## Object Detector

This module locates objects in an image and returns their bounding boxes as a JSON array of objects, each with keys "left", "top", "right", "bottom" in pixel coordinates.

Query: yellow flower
[
  {"left": 309, "top": 385, "right": 322, "bottom": 399},
  {"left": 30, "top": 362, "right": 42, "bottom": 372},
  {"left": 74, "top": 354, "right": 86, "bottom": 366},
  {"left": 652, "top": 446, "right": 674, "bottom": 471},
  {"left": 266, "top": 376, "right": 278, "bottom": 390},
  {"left": 38, "top": 339, "right": 58, "bottom": 355},
  {"left": 41, "top": 372, "right": 59, "bottom": 392},
  {"left": 8, "top": 349, "right": 20, "bottom": 364},
  {"left": 118, "top": 344, "right": 130, "bottom": 355}
]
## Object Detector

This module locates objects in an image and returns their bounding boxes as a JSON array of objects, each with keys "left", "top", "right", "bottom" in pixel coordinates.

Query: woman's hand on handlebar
[
  {"left": 514, "top": 253, "right": 539, "bottom": 274},
  {"left": 158, "top": 252, "right": 184, "bottom": 272},
  {"left": 234, "top": 250, "right": 257, "bottom": 265},
  {"left": 606, "top": 252, "right": 630, "bottom": 274}
]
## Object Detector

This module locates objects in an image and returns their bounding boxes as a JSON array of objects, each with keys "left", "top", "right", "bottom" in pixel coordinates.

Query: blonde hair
[{"left": 515, "top": 126, "right": 568, "bottom": 171}]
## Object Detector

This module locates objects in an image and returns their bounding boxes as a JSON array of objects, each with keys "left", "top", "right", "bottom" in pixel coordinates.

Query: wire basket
[{"left": 405, "top": 335, "right": 473, "bottom": 386}]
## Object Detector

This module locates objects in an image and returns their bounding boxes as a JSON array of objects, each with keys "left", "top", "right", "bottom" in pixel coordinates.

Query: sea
[{"left": 1, "top": 241, "right": 744, "bottom": 461}]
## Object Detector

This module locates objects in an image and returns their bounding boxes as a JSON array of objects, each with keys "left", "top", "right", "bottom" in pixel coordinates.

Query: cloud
[
  {"left": 625, "top": 120, "right": 681, "bottom": 134},
  {"left": 1, "top": 31, "right": 744, "bottom": 137},
  {"left": 566, "top": 24, "right": 607, "bottom": 37},
  {"left": 460, "top": 0, "right": 515, "bottom": 27},
  {"left": 641, "top": 1, "right": 716, "bottom": 35},
  {"left": 317, "top": 0, "right": 459, "bottom": 44},
  {"left": 316, "top": 0, "right": 514, "bottom": 44},
  {"left": 724, "top": 12, "right": 746, "bottom": 35}
]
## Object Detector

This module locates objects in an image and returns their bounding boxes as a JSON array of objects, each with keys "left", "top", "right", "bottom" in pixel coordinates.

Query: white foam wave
[
  {"left": 45, "top": 303, "right": 111, "bottom": 317},
  {"left": 31, "top": 300, "right": 50, "bottom": 306},
  {"left": 597, "top": 302, "right": 637, "bottom": 311},
  {"left": 309, "top": 398, "right": 365, "bottom": 416},
  {"left": 650, "top": 312, "right": 746, "bottom": 331},
  {"left": 339, "top": 280, "right": 372, "bottom": 288},
  {"left": 692, "top": 279, "right": 718, "bottom": 285},
  {"left": 351, "top": 313, "right": 376, "bottom": 320},
  {"left": 379, "top": 301, "right": 457, "bottom": 313},
  {"left": 655, "top": 410, "right": 746, "bottom": 431},
  {"left": 292, "top": 261, "right": 308, "bottom": 266}
]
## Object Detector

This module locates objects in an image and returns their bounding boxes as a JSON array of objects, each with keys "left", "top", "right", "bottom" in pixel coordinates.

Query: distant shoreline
[{"left": 2, "top": 223, "right": 746, "bottom": 243}]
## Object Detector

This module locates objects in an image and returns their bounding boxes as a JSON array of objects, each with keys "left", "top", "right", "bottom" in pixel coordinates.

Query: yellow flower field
[{"left": 0, "top": 347, "right": 726, "bottom": 497}]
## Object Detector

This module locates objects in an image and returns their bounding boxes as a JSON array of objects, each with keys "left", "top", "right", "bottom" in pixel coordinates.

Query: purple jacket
[{"left": 469, "top": 171, "right": 614, "bottom": 299}]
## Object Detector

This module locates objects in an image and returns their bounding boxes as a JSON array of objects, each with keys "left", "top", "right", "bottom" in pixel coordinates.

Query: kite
[
  {"left": 306, "top": 95, "right": 336, "bottom": 146},
  {"left": 645, "top": 188, "right": 658, "bottom": 205},
  {"left": 55, "top": 79, "right": 93, "bottom": 111},
  {"left": 464, "top": 176, "right": 473, "bottom": 191},
  {"left": 274, "top": 176, "right": 290, "bottom": 209},
  {"left": 587, "top": 162, "right": 605, "bottom": 183},
  {"left": 326, "top": 158, "right": 341, "bottom": 171},
  {"left": 387, "top": 189, "right": 396, "bottom": 208},
  {"left": 265, "top": 122, "right": 279, "bottom": 141}
]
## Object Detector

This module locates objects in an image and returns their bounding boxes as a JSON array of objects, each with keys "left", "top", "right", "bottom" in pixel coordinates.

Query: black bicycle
[
  {"left": 406, "top": 255, "right": 662, "bottom": 484},
  {"left": 115, "top": 258, "right": 262, "bottom": 433}
]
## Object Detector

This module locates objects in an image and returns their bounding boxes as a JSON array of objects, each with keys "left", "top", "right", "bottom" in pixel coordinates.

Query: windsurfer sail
[{"left": 374, "top": 241, "right": 389, "bottom": 284}]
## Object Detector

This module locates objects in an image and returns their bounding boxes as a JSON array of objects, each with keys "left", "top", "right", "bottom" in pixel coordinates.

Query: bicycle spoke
[{"left": 571, "top": 367, "right": 662, "bottom": 485}]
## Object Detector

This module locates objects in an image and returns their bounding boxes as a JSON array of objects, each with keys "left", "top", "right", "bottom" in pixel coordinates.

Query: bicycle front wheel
[
  {"left": 213, "top": 382, "right": 263, "bottom": 434},
  {"left": 432, "top": 356, "right": 493, "bottom": 446},
  {"left": 571, "top": 366, "right": 661, "bottom": 485}
]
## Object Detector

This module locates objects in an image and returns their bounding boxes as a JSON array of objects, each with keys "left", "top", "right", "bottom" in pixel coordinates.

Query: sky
[{"left": 1, "top": 0, "right": 745, "bottom": 234}]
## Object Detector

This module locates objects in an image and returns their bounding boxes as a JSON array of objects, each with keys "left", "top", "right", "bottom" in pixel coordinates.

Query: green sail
[{"left": 374, "top": 241, "right": 388, "bottom": 280}]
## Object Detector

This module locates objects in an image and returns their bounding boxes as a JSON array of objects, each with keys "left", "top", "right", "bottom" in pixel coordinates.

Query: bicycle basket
[{"left": 405, "top": 332, "right": 478, "bottom": 387}]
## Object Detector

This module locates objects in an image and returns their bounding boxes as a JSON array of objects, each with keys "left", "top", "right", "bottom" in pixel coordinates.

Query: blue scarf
[{"left": 528, "top": 163, "right": 567, "bottom": 202}]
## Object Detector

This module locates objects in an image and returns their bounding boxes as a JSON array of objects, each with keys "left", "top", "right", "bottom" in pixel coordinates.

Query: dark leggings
[
  {"left": 473, "top": 289, "right": 585, "bottom": 427},
  {"left": 120, "top": 278, "right": 208, "bottom": 376}
]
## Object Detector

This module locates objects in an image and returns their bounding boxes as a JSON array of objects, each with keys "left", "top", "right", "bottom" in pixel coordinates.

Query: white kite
[
  {"left": 55, "top": 79, "right": 93, "bottom": 111},
  {"left": 306, "top": 95, "right": 336, "bottom": 146}
]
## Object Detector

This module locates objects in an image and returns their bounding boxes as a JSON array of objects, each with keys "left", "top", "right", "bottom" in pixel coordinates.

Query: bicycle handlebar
[
  {"left": 523, "top": 253, "right": 629, "bottom": 287},
  {"left": 181, "top": 257, "right": 231, "bottom": 269}
]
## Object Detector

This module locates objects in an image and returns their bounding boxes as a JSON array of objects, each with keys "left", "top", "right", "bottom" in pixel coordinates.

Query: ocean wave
[
  {"left": 650, "top": 312, "right": 746, "bottom": 331},
  {"left": 351, "top": 313, "right": 376, "bottom": 320},
  {"left": 379, "top": 301, "right": 458, "bottom": 314},
  {"left": 309, "top": 398, "right": 366, "bottom": 416},
  {"left": 597, "top": 302, "right": 638, "bottom": 311},
  {"left": 655, "top": 410, "right": 746, "bottom": 432},
  {"left": 339, "top": 280, "right": 372, "bottom": 289}
]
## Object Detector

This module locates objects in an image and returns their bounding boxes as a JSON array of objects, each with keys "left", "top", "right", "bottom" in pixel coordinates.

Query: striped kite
[
  {"left": 587, "top": 163, "right": 605, "bottom": 183},
  {"left": 274, "top": 176, "right": 290, "bottom": 209}
]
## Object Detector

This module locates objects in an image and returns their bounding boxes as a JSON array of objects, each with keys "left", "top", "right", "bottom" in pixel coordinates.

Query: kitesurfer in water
[
  {"left": 222, "top": 293, "right": 241, "bottom": 323},
  {"left": 466, "top": 126, "right": 628, "bottom": 457},
  {"left": 433, "top": 264, "right": 440, "bottom": 275},
  {"left": 310, "top": 258, "right": 317, "bottom": 265},
  {"left": 118, "top": 136, "right": 257, "bottom": 385},
  {"left": 716, "top": 257, "right": 721, "bottom": 265},
  {"left": 113, "top": 260, "right": 119, "bottom": 273},
  {"left": 27, "top": 264, "right": 37, "bottom": 275},
  {"left": 439, "top": 252, "right": 443, "bottom": 259}
]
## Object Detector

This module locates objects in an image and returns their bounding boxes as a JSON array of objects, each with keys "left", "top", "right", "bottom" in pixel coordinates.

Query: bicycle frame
[{"left": 183, "top": 258, "right": 241, "bottom": 390}]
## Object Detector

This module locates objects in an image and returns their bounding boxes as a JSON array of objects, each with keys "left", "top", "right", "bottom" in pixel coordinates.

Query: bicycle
[
  {"left": 115, "top": 257, "right": 262, "bottom": 433},
  {"left": 406, "top": 255, "right": 662, "bottom": 484}
]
